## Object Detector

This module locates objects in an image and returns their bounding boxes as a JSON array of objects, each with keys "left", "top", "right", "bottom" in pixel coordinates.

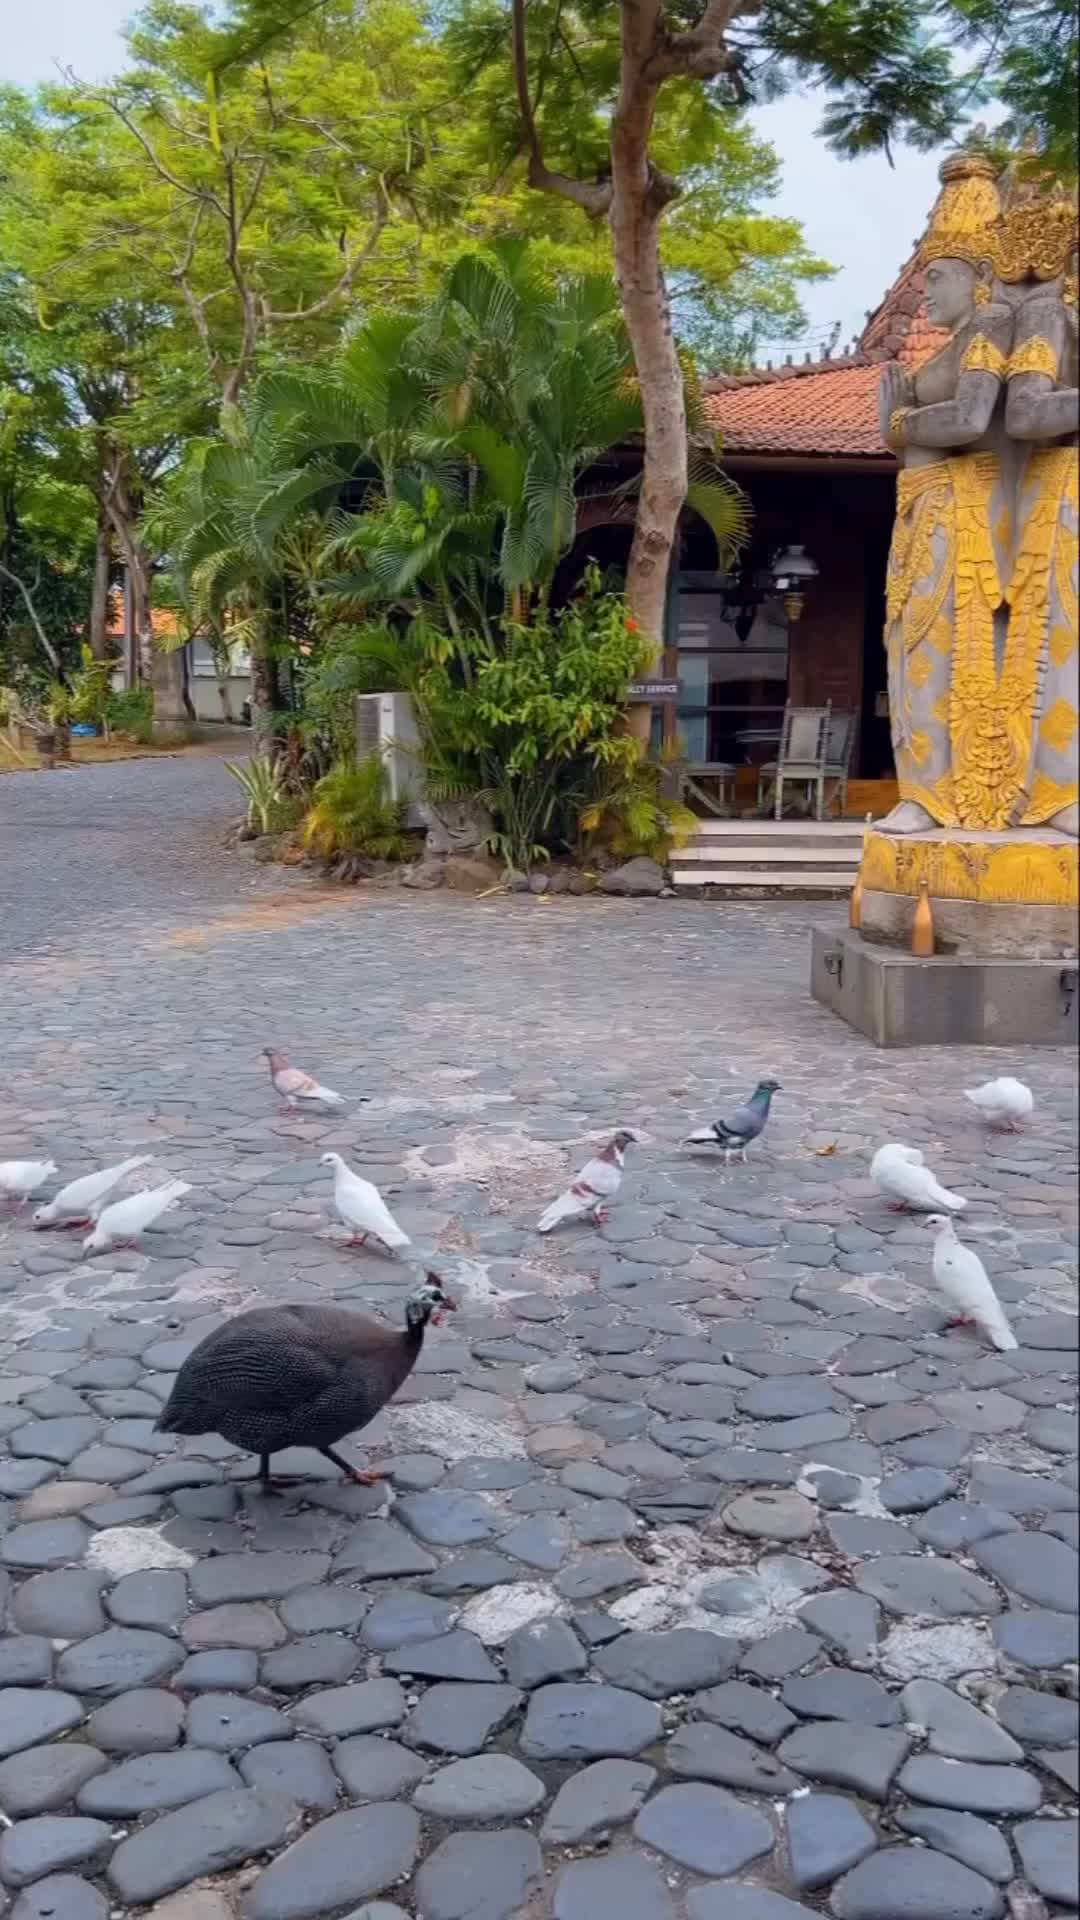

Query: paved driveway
[{"left": 1, "top": 754, "right": 1077, "bottom": 1919}]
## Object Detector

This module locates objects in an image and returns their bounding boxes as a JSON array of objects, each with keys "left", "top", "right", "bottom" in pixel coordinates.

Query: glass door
[{"left": 674, "top": 570, "right": 789, "bottom": 767}]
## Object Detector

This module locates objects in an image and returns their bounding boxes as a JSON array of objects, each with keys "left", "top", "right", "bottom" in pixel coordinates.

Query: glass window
[{"left": 675, "top": 577, "right": 789, "bottom": 765}]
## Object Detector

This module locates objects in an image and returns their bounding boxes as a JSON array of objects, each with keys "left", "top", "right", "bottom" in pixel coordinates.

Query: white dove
[
  {"left": 83, "top": 1180, "right": 192, "bottom": 1254},
  {"left": 33, "top": 1156, "right": 153, "bottom": 1229},
  {"left": 320, "top": 1152, "right": 410, "bottom": 1252},
  {"left": 964, "top": 1077, "right": 1034, "bottom": 1133},
  {"left": 264, "top": 1047, "right": 345, "bottom": 1113},
  {"left": 926, "top": 1214, "right": 1018, "bottom": 1350},
  {"left": 0, "top": 1159, "right": 58, "bottom": 1209},
  {"left": 537, "top": 1129, "right": 638, "bottom": 1234},
  {"left": 871, "top": 1143, "right": 967, "bottom": 1213}
]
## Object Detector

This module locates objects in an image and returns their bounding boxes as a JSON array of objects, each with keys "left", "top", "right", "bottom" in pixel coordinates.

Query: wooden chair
[
  {"left": 823, "top": 708, "right": 857, "bottom": 816},
  {"left": 757, "top": 704, "right": 831, "bottom": 820},
  {"left": 681, "top": 761, "right": 738, "bottom": 817}
]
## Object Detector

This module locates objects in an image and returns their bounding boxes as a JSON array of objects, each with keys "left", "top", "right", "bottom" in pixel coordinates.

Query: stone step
[
  {"left": 671, "top": 867, "right": 856, "bottom": 891},
  {"left": 688, "top": 819, "right": 867, "bottom": 837},
  {"left": 673, "top": 845, "right": 862, "bottom": 866}
]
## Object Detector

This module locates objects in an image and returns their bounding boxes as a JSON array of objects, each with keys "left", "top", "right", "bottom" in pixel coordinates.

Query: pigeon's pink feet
[
  {"left": 345, "top": 1234, "right": 369, "bottom": 1249},
  {"left": 888, "top": 1202, "right": 909, "bottom": 1212},
  {"left": 592, "top": 1208, "right": 610, "bottom": 1228},
  {"left": 63, "top": 1218, "right": 92, "bottom": 1230},
  {"left": 348, "top": 1468, "right": 386, "bottom": 1487},
  {"left": 947, "top": 1314, "right": 975, "bottom": 1328}
]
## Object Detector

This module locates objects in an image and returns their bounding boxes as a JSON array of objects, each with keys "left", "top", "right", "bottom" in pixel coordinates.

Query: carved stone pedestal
[
  {"left": 860, "top": 826, "right": 1079, "bottom": 957},
  {"left": 811, "top": 826, "right": 1078, "bottom": 1046}
]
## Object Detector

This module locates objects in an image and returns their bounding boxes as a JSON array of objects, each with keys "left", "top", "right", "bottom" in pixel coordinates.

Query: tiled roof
[
  {"left": 701, "top": 195, "right": 952, "bottom": 459},
  {"left": 704, "top": 357, "right": 888, "bottom": 457},
  {"left": 106, "top": 605, "right": 182, "bottom": 638},
  {"left": 860, "top": 248, "right": 949, "bottom": 369}
]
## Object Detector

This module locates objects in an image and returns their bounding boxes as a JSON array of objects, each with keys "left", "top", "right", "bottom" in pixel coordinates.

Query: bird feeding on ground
[
  {"left": 683, "top": 1079, "right": 781, "bottom": 1164},
  {"left": 33, "top": 1155, "right": 152, "bottom": 1229},
  {"left": 925, "top": 1213, "right": 1018, "bottom": 1350},
  {"left": 82, "top": 1179, "right": 192, "bottom": 1254},
  {"left": 0, "top": 1159, "right": 58, "bottom": 1209},
  {"left": 964, "top": 1077, "right": 1034, "bottom": 1133},
  {"left": 154, "top": 1277, "right": 457, "bottom": 1490},
  {"left": 263, "top": 1047, "right": 346, "bottom": 1114},
  {"left": 321, "top": 1151, "right": 410, "bottom": 1252},
  {"left": 871, "top": 1143, "right": 966, "bottom": 1213},
  {"left": 537, "top": 1129, "right": 638, "bottom": 1233}
]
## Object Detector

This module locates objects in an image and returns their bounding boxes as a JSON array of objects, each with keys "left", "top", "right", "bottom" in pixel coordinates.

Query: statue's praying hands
[{"left": 879, "top": 362, "right": 913, "bottom": 442}]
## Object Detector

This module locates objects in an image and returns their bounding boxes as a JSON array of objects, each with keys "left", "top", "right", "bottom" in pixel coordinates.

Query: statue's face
[{"left": 924, "top": 258, "right": 977, "bottom": 329}]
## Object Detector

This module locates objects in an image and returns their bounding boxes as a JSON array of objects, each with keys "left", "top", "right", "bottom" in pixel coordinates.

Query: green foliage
[
  {"left": 226, "top": 753, "right": 292, "bottom": 832},
  {"left": 580, "top": 754, "right": 697, "bottom": 864},
  {"left": 298, "top": 621, "right": 406, "bottom": 759},
  {"left": 302, "top": 754, "right": 412, "bottom": 860},
  {"left": 67, "top": 646, "right": 115, "bottom": 731},
  {"left": 448, "top": 0, "right": 1072, "bottom": 173},
  {"left": 105, "top": 686, "right": 155, "bottom": 742},
  {"left": 413, "top": 569, "right": 649, "bottom": 869},
  {"left": 947, "top": 0, "right": 1078, "bottom": 177},
  {"left": 262, "top": 246, "right": 746, "bottom": 630}
]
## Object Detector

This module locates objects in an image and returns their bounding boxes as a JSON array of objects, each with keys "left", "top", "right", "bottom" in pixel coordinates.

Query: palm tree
[
  {"left": 253, "top": 244, "right": 747, "bottom": 628},
  {"left": 155, "top": 244, "right": 747, "bottom": 757}
]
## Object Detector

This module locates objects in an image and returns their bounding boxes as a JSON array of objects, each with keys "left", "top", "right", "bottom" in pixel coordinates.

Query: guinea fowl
[{"left": 155, "top": 1275, "right": 456, "bottom": 1489}]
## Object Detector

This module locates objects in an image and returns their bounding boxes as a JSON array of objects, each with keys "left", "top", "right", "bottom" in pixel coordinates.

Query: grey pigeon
[{"left": 683, "top": 1078, "right": 781, "bottom": 1163}]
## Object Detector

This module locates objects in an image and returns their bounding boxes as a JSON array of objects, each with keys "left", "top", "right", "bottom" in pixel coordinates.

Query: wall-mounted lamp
[{"left": 771, "top": 543, "right": 819, "bottom": 623}]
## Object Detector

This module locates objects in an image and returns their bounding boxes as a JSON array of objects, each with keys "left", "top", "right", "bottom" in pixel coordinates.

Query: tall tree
[
  {"left": 74, "top": 0, "right": 471, "bottom": 421},
  {"left": 494, "top": 0, "right": 958, "bottom": 677},
  {"left": 210, "top": 0, "right": 1075, "bottom": 693},
  {"left": 0, "top": 86, "right": 213, "bottom": 734}
]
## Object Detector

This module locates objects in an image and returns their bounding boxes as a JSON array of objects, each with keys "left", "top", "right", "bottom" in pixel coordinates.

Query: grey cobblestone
[{"left": 0, "top": 753, "right": 1076, "bottom": 1920}]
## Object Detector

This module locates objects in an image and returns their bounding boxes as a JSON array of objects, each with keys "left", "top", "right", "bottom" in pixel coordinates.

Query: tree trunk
[
  {"left": 611, "top": 59, "right": 686, "bottom": 745},
  {"left": 151, "top": 647, "right": 191, "bottom": 745},
  {"left": 88, "top": 511, "right": 112, "bottom": 661},
  {"left": 249, "top": 609, "right": 276, "bottom": 759},
  {"left": 129, "top": 538, "right": 189, "bottom": 745}
]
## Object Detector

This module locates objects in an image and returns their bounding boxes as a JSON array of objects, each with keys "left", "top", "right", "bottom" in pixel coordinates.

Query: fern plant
[
  {"left": 303, "top": 755, "right": 412, "bottom": 862},
  {"left": 580, "top": 752, "right": 697, "bottom": 863}
]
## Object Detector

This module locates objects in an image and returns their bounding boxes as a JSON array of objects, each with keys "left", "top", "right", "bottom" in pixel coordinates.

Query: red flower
[{"left": 626, "top": 617, "right": 639, "bottom": 632}]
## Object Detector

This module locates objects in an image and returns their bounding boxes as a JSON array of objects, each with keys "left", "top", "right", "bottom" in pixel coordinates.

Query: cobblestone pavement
[{"left": 1, "top": 758, "right": 1078, "bottom": 1920}]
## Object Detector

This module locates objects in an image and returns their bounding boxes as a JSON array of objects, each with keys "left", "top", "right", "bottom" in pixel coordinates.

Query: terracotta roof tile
[
  {"left": 106, "top": 606, "right": 182, "bottom": 638},
  {"left": 701, "top": 181, "right": 954, "bottom": 459},
  {"left": 861, "top": 253, "right": 949, "bottom": 369},
  {"left": 704, "top": 359, "right": 888, "bottom": 456}
]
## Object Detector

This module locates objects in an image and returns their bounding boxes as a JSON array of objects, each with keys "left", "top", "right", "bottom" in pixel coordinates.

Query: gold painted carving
[
  {"left": 961, "top": 334, "right": 1007, "bottom": 377},
  {"left": 862, "top": 830, "right": 1079, "bottom": 906},
  {"left": 1041, "top": 698, "right": 1079, "bottom": 756},
  {"left": 985, "top": 196, "right": 1078, "bottom": 285},
  {"left": 918, "top": 153, "right": 1076, "bottom": 283},
  {"left": 889, "top": 406, "right": 911, "bottom": 440},
  {"left": 1014, "top": 456, "right": 1076, "bottom": 833},
  {"left": 945, "top": 453, "right": 1020, "bottom": 830},
  {"left": 920, "top": 155, "right": 1003, "bottom": 268},
  {"left": 1006, "top": 336, "right": 1060, "bottom": 380}
]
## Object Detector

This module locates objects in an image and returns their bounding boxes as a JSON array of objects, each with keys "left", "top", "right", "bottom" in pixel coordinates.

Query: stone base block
[
  {"left": 811, "top": 927, "right": 1079, "bottom": 1048},
  {"left": 858, "top": 826, "right": 1078, "bottom": 959}
]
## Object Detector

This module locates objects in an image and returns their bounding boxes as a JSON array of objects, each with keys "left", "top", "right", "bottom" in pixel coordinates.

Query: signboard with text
[{"left": 628, "top": 680, "right": 681, "bottom": 702}]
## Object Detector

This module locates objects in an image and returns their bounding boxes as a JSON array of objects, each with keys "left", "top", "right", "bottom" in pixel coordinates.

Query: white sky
[{"left": 1, "top": 0, "right": 946, "bottom": 352}]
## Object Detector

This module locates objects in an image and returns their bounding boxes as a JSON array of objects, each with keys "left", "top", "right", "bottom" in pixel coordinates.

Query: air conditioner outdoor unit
[{"left": 355, "top": 691, "right": 425, "bottom": 826}]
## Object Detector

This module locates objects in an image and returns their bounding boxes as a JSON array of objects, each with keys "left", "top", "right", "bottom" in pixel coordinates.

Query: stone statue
[
  {"left": 1001, "top": 241, "right": 1079, "bottom": 836},
  {"left": 878, "top": 154, "right": 1079, "bottom": 838}
]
